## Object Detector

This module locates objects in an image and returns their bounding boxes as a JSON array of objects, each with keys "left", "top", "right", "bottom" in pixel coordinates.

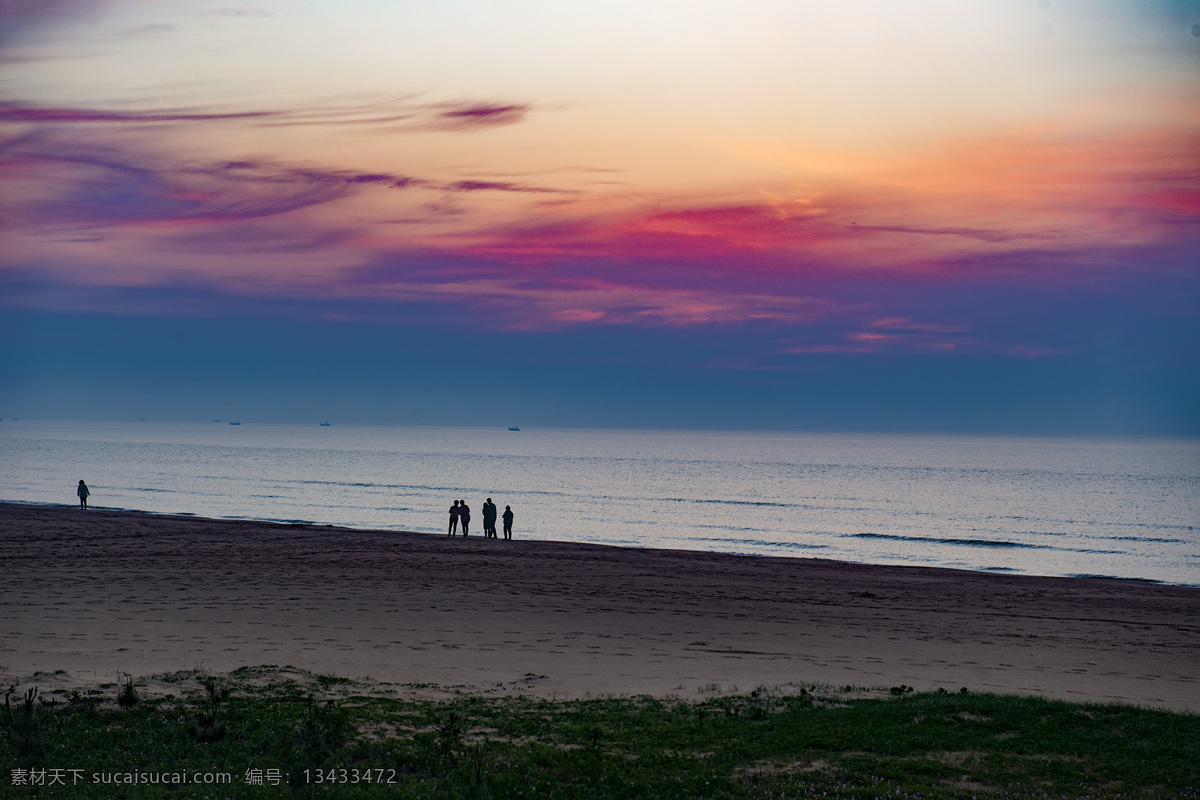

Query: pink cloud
[
  {"left": 551, "top": 308, "right": 606, "bottom": 324},
  {"left": 455, "top": 203, "right": 842, "bottom": 267}
]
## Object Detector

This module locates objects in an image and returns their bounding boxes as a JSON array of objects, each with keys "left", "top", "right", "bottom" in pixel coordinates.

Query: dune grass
[{"left": 3, "top": 667, "right": 1197, "bottom": 798}]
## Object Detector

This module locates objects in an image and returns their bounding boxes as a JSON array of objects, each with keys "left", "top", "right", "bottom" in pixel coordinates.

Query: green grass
[{"left": 2, "top": 668, "right": 1197, "bottom": 798}]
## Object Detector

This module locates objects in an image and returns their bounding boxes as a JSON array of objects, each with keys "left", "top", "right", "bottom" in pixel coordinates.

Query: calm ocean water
[{"left": 2, "top": 421, "right": 1197, "bottom": 586}]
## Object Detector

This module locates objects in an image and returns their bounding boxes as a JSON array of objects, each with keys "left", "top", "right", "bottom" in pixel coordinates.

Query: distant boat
[
  {"left": 320, "top": 421, "right": 331, "bottom": 427},
  {"left": 508, "top": 426, "right": 520, "bottom": 431},
  {"left": 229, "top": 421, "right": 241, "bottom": 426}
]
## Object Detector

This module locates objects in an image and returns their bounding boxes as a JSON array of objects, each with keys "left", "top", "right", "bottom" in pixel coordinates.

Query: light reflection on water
[{"left": 2, "top": 421, "right": 1197, "bottom": 586}]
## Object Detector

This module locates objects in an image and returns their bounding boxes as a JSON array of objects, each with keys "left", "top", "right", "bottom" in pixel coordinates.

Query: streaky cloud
[
  {"left": 0, "top": 101, "right": 274, "bottom": 124},
  {"left": 435, "top": 103, "right": 530, "bottom": 129},
  {"left": 0, "top": 130, "right": 589, "bottom": 232},
  {"left": 0, "top": 98, "right": 533, "bottom": 133},
  {"left": 338, "top": 263, "right": 837, "bottom": 331},
  {"left": 847, "top": 221, "right": 1054, "bottom": 244},
  {"left": 255, "top": 99, "right": 533, "bottom": 131},
  {"left": 0, "top": 136, "right": 424, "bottom": 226},
  {"left": 446, "top": 179, "right": 566, "bottom": 194}
]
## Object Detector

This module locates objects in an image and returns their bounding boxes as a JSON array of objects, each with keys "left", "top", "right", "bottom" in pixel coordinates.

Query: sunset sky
[{"left": 2, "top": 0, "right": 1198, "bottom": 433}]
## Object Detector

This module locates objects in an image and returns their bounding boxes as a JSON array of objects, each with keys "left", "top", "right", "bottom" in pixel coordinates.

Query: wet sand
[{"left": 2, "top": 503, "right": 1197, "bottom": 711}]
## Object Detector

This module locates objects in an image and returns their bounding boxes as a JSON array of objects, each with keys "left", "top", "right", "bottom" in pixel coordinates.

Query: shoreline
[
  {"left": 2, "top": 502, "right": 1198, "bottom": 712},
  {"left": 6, "top": 498, "right": 1195, "bottom": 590}
]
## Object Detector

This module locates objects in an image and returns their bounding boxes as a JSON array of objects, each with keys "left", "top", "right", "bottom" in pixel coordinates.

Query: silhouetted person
[
  {"left": 502, "top": 505, "right": 514, "bottom": 540},
  {"left": 482, "top": 498, "right": 497, "bottom": 538},
  {"left": 448, "top": 500, "right": 460, "bottom": 536},
  {"left": 77, "top": 480, "right": 90, "bottom": 510},
  {"left": 458, "top": 499, "right": 471, "bottom": 536}
]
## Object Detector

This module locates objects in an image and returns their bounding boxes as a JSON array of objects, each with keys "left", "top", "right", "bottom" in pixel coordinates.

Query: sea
[{"left": 2, "top": 421, "right": 1197, "bottom": 587}]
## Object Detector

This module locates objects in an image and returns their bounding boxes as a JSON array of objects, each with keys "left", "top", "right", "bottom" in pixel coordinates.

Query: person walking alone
[{"left": 77, "top": 480, "right": 90, "bottom": 510}]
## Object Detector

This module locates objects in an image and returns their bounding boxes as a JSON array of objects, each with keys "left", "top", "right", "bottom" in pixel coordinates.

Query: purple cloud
[
  {"left": 0, "top": 129, "right": 579, "bottom": 235},
  {"left": 0, "top": 135, "right": 429, "bottom": 227},
  {"left": 345, "top": 173, "right": 395, "bottom": 184},
  {"left": 435, "top": 103, "right": 530, "bottom": 130},
  {"left": 445, "top": 179, "right": 564, "bottom": 194},
  {"left": 1, "top": 98, "right": 535, "bottom": 134},
  {"left": 847, "top": 221, "right": 1054, "bottom": 244},
  {"left": 0, "top": 101, "right": 274, "bottom": 124},
  {"left": 250, "top": 99, "right": 532, "bottom": 132}
]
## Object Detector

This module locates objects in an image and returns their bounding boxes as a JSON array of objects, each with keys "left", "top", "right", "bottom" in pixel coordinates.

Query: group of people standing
[
  {"left": 448, "top": 498, "right": 513, "bottom": 539},
  {"left": 72, "top": 477, "right": 516, "bottom": 540}
]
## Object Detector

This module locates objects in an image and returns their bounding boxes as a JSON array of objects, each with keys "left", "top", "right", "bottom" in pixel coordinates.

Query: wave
[
  {"left": 1066, "top": 573, "right": 1164, "bottom": 584},
  {"left": 983, "top": 515, "right": 1195, "bottom": 535},
  {"left": 851, "top": 532, "right": 1047, "bottom": 550},
  {"left": 692, "top": 536, "right": 829, "bottom": 551},
  {"left": 693, "top": 524, "right": 779, "bottom": 534},
  {"left": 225, "top": 515, "right": 321, "bottom": 526},
  {"left": 687, "top": 498, "right": 808, "bottom": 509},
  {"left": 1108, "top": 535, "right": 1190, "bottom": 544},
  {"left": 849, "top": 532, "right": 1189, "bottom": 559}
]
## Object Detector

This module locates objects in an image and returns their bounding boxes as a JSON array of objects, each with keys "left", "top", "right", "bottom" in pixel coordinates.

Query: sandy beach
[{"left": 1, "top": 502, "right": 1197, "bottom": 712}]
